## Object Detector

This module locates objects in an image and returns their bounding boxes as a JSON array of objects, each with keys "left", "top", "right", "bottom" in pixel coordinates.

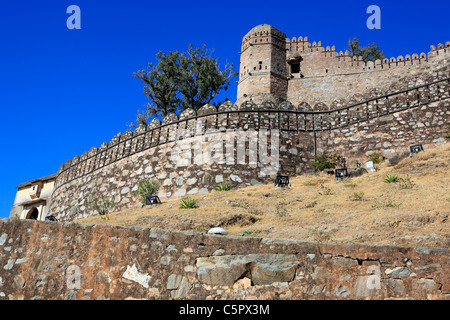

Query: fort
[
  {"left": 10, "top": 24, "right": 449, "bottom": 222},
  {"left": 2, "top": 24, "right": 449, "bottom": 300}
]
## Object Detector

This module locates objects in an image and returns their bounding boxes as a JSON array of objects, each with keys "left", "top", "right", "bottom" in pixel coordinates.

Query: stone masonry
[
  {"left": 49, "top": 71, "right": 449, "bottom": 221},
  {"left": 0, "top": 218, "right": 448, "bottom": 300},
  {"left": 237, "top": 24, "right": 450, "bottom": 106}
]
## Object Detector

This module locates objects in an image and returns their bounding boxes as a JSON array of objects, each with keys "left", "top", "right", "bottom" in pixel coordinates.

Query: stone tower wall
[{"left": 236, "top": 24, "right": 450, "bottom": 107}]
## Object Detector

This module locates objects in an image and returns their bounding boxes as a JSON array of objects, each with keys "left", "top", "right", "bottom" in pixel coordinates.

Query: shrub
[
  {"left": 216, "top": 181, "right": 231, "bottom": 191},
  {"left": 318, "top": 183, "right": 334, "bottom": 195},
  {"left": 179, "top": 197, "right": 198, "bottom": 209},
  {"left": 133, "top": 180, "right": 160, "bottom": 204},
  {"left": 301, "top": 200, "right": 318, "bottom": 209},
  {"left": 312, "top": 152, "right": 342, "bottom": 172},
  {"left": 349, "top": 191, "right": 365, "bottom": 201},
  {"left": 275, "top": 200, "right": 288, "bottom": 218},
  {"left": 383, "top": 174, "right": 399, "bottom": 183},
  {"left": 368, "top": 152, "right": 384, "bottom": 164},
  {"left": 371, "top": 194, "right": 401, "bottom": 209},
  {"left": 87, "top": 195, "right": 114, "bottom": 220},
  {"left": 398, "top": 175, "right": 416, "bottom": 189}
]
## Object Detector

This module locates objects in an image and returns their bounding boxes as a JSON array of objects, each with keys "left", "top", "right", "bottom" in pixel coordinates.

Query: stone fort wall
[
  {"left": 48, "top": 71, "right": 449, "bottom": 222},
  {"left": 237, "top": 24, "right": 450, "bottom": 106},
  {"left": 0, "top": 218, "right": 448, "bottom": 300}
]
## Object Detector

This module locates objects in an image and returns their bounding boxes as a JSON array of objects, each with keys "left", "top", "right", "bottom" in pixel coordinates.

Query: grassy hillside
[{"left": 74, "top": 143, "right": 450, "bottom": 249}]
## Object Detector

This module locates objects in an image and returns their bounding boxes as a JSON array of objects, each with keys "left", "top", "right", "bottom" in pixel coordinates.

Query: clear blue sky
[{"left": 0, "top": 0, "right": 448, "bottom": 218}]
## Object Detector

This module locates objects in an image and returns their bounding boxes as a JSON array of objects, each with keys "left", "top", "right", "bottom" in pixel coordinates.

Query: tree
[
  {"left": 178, "top": 44, "right": 238, "bottom": 111},
  {"left": 133, "top": 51, "right": 182, "bottom": 124},
  {"left": 132, "top": 44, "right": 237, "bottom": 127},
  {"left": 348, "top": 37, "right": 385, "bottom": 63}
]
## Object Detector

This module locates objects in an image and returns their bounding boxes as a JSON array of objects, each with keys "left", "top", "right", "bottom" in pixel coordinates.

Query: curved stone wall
[{"left": 49, "top": 76, "right": 449, "bottom": 221}]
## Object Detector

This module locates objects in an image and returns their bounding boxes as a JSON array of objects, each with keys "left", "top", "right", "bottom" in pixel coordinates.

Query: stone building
[
  {"left": 9, "top": 174, "right": 56, "bottom": 220},
  {"left": 236, "top": 24, "right": 450, "bottom": 106}
]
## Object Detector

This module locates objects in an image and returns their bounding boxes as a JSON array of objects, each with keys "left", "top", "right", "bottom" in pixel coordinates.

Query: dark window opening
[
  {"left": 291, "top": 63, "right": 300, "bottom": 74},
  {"left": 26, "top": 207, "right": 39, "bottom": 220}
]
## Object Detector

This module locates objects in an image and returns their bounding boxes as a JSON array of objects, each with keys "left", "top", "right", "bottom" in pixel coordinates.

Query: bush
[
  {"left": 312, "top": 152, "right": 342, "bottom": 172},
  {"left": 216, "top": 181, "right": 231, "bottom": 191},
  {"left": 368, "top": 152, "right": 384, "bottom": 164},
  {"left": 349, "top": 191, "right": 365, "bottom": 201},
  {"left": 88, "top": 195, "right": 114, "bottom": 220},
  {"left": 133, "top": 180, "right": 160, "bottom": 204},
  {"left": 318, "top": 183, "right": 334, "bottom": 195},
  {"left": 179, "top": 197, "right": 198, "bottom": 209},
  {"left": 383, "top": 174, "right": 399, "bottom": 183},
  {"left": 398, "top": 175, "right": 416, "bottom": 189},
  {"left": 275, "top": 200, "right": 288, "bottom": 218}
]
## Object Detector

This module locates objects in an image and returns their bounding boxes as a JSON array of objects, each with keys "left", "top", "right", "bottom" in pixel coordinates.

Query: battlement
[
  {"left": 286, "top": 35, "right": 450, "bottom": 76},
  {"left": 54, "top": 73, "right": 449, "bottom": 191},
  {"left": 237, "top": 24, "right": 450, "bottom": 106}
]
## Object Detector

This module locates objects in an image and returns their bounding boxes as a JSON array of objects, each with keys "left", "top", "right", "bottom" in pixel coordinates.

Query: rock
[
  {"left": 388, "top": 151, "right": 410, "bottom": 166},
  {"left": 174, "top": 189, "right": 186, "bottom": 197},
  {"left": 347, "top": 167, "right": 368, "bottom": 178},
  {"left": 331, "top": 256, "right": 359, "bottom": 268},
  {"left": 0, "top": 233, "right": 7, "bottom": 246},
  {"left": 207, "top": 227, "right": 228, "bottom": 235},
  {"left": 196, "top": 254, "right": 298, "bottom": 286},
  {"left": 230, "top": 175, "right": 242, "bottom": 183},
  {"left": 171, "top": 276, "right": 189, "bottom": 299},
  {"left": 384, "top": 267, "right": 411, "bottom": 278},
  {"left": 122, "top": 264, "right": 151, "bottom": 288}
]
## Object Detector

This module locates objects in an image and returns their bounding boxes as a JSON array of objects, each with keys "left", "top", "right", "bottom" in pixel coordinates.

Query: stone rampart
[{"left": 49, "top": 74, "right": 449, "bottom": 221}]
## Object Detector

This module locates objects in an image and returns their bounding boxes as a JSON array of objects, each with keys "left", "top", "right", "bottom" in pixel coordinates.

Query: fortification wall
[
  {"left": 49, "top": 74, "right": 449, "bottom": 221},
  {"left": 0, "top": 218, "right": 448, "bottom": 300},
  {"left": 236, "top": 23, "right": 450, "bottom": 106},
  {"left": 287, "top": 45, "right": 449, "bottom": 106}
]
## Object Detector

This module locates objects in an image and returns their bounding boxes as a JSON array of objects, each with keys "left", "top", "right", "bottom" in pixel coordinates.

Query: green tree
[
  {"left": 132, "top": 44, "right": 237, "bottom": 127},
  {"left": 348, "top": 37, "right": 385, "bottom": 63},
  {"left": 133, "top": 51, "right": 182, "bottom": 124},
  {"left": 178, "top": 44, "right": 238, "bottom": 111}
]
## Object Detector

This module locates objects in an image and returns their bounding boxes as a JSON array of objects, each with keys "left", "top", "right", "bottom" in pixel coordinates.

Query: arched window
[{"left": 26, "top": 207, "right": 39, "bottom": 220}]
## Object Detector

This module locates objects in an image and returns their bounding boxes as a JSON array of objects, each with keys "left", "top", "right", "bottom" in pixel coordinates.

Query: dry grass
[{"left": 74, "top": 143, "right": 450, "bottom": 248}]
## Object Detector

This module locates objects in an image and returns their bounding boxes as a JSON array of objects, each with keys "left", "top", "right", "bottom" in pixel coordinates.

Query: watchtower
[{"left": 236, "top": 24, "right": 288, "bottom": 105}]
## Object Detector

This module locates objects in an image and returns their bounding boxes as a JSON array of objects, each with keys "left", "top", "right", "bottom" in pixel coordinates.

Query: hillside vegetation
[{"left": 75, "top": 143, "right": 450, "bottom": 249}]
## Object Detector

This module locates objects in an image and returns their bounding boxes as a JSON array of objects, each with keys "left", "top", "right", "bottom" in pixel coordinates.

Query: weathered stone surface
[
  {"left": 196, "top": 254, "right": 298, "bottom": 286},
  {"left": 0, "top": 219, "right": 448, "bottom": 300},
  {"left": 353, "top": 276, "right": 377, "bottom": 297}
]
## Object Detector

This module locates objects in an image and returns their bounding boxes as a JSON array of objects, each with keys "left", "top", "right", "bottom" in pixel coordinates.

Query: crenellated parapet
[
  {"left": 237, "top": 24, "right": 449, "bottom": 105},
  {"left": 286, "top": 35, "right": 450, "bottom": 76},
  {"left": 54, "top": 74, "right": 449, "bottom": 192}
]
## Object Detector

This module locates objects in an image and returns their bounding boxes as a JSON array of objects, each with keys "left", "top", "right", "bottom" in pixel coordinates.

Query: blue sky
[{"left": 0, "top": 0, "right": 448, "bottom": 218}]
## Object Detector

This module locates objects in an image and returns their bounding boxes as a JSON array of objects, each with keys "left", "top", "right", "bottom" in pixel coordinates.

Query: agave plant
[
  {"left": 216, "top": 181, "right": 231, "bottom": 191},
  {"left": 133, "top": 180, "right": 160, "bottom": 205},
  {"left": 179, "top": 197, "right": 198, "bottom": 209},
  {"left": 383, "top": 174, "right": 399, "bottom": 183}
]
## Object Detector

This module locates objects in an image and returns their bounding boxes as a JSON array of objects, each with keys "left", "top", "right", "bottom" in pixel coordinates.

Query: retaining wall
[{"left": 0, "top": 219, "right": 448, "bottom": 300}]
